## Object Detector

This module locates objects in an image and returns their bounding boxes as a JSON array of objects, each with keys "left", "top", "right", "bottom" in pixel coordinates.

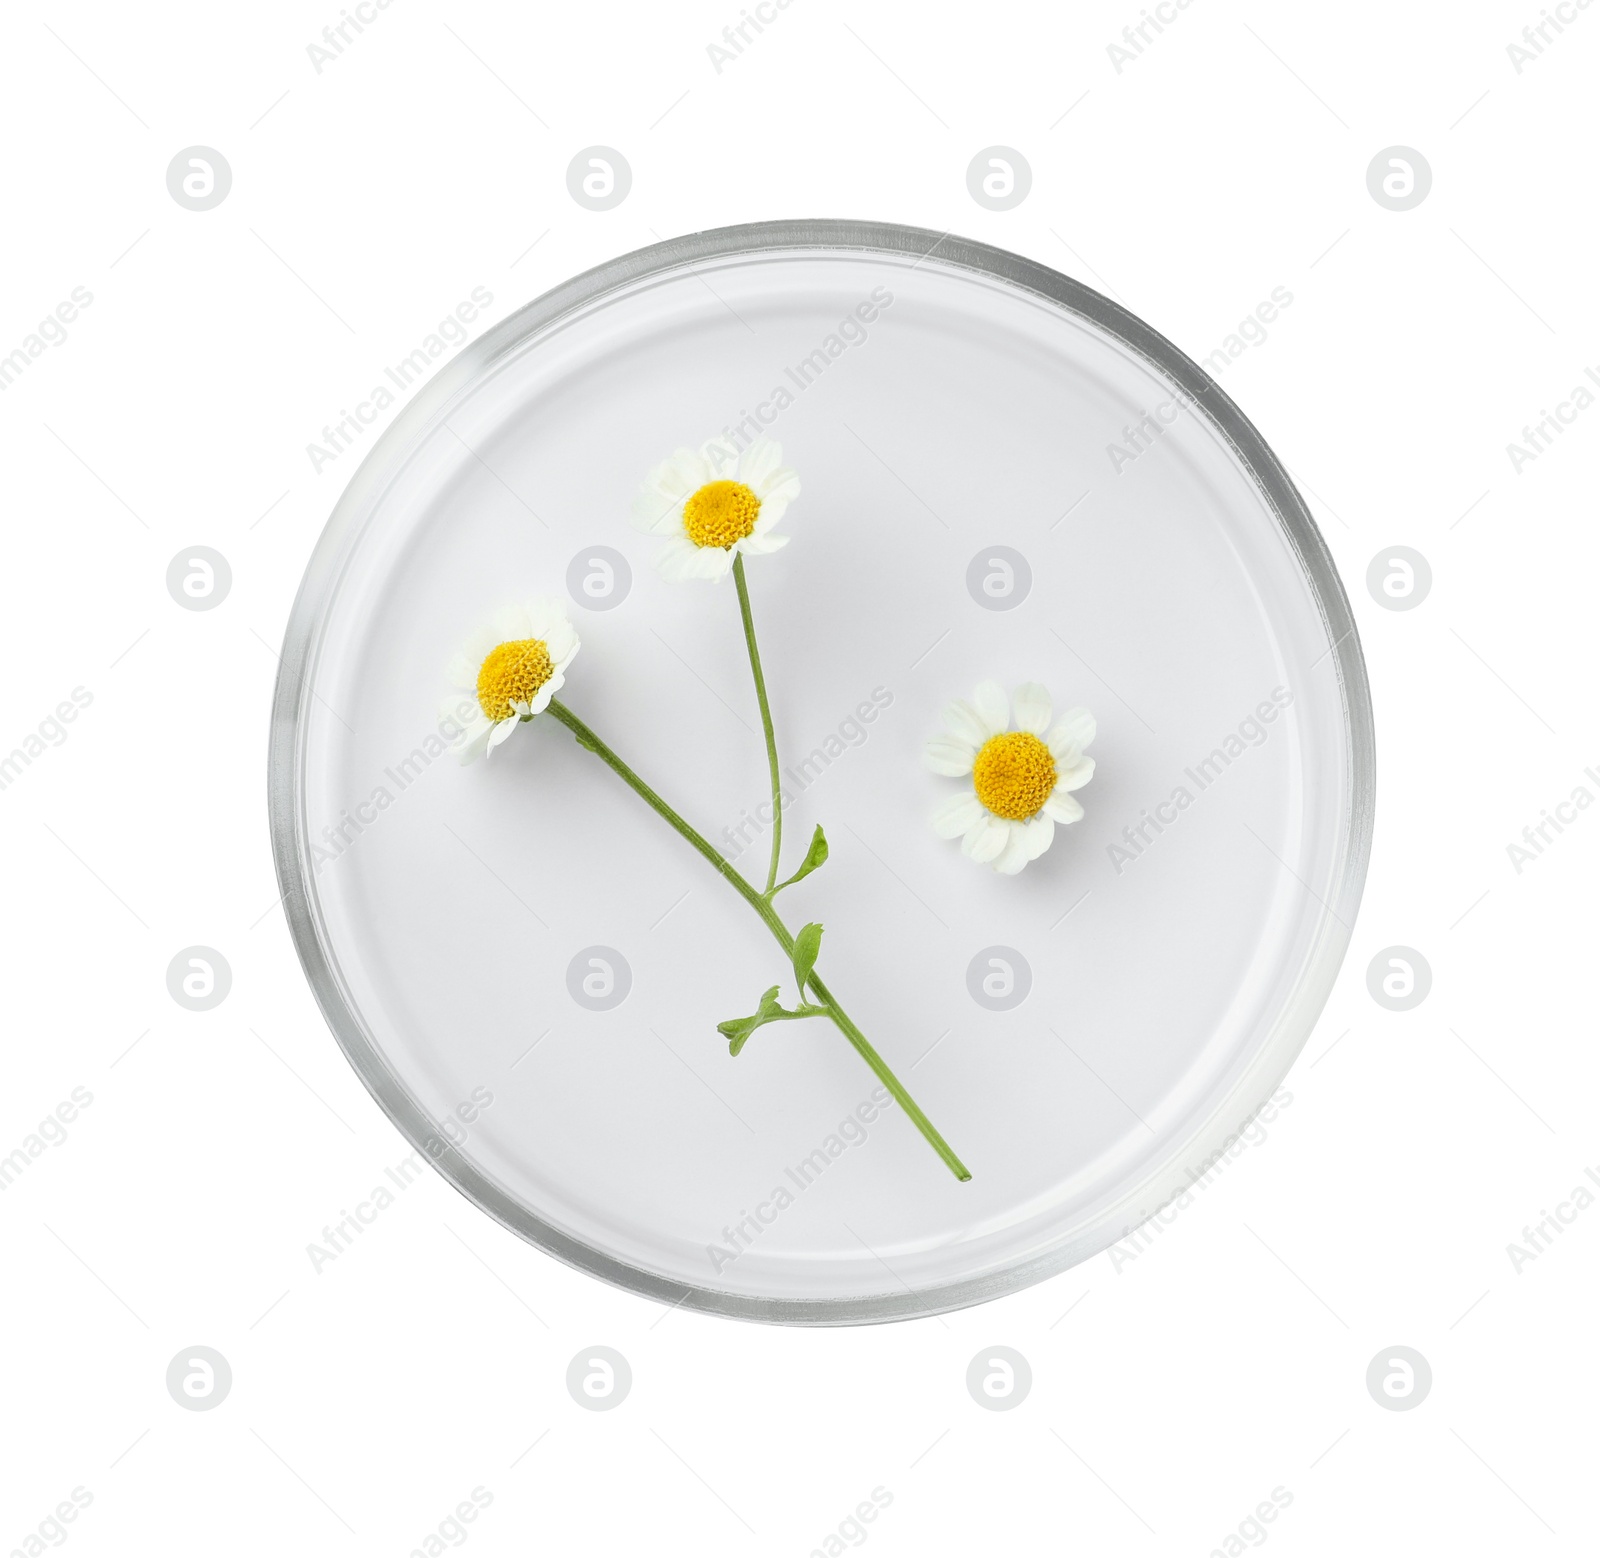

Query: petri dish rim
[{"left": 267, "top": 219, "right": 1375, "bottom": 1326}]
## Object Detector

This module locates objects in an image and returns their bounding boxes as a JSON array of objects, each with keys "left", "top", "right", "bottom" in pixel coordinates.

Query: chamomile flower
[
  {"left": 444, "top": 597, "right": 580, "bottom": 764},
  {"left": 633, "top": 435, "right": 800, "bottom": 581},
  {"left": 924, "top": 681, "right": 1095, "bottom": 876}
]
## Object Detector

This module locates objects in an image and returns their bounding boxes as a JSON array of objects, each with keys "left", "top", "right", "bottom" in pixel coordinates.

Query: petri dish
[{"left": 269, "top": 220, "right": 1373, "bottom": 1324}]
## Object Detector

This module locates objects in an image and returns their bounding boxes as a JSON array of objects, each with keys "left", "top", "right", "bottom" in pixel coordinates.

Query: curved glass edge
[{"left": 267, "top": 219, "right": 1375, "bottom": 1327}]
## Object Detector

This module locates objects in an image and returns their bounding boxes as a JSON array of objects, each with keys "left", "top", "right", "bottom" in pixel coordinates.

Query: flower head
[
  {"left": 924, "top": 682, "right": 1094, "bottom": 875},
  {"left": 444, "top": 597, "right": 579, "bottom": 764},
  {"left": 633, "top": 435, "right": 799, "bottom": 581}
]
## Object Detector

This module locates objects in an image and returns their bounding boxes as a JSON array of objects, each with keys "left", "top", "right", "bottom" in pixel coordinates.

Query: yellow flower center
[
  {"left": 972, "top": 732, "right": 1057, "bottom": 821},
  {"left": 683, "top": 480, "right": 761, "bottom": 549},
  {"left": 476, "top": 638, "right": 554, "bottom": 722}
]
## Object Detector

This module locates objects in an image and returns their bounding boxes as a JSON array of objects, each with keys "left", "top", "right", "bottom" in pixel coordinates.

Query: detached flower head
[
  {"left": 444, "top": 597, "right": 579, "bottom": 764},
  {"left": 633, "top": 435, "right": 799, "bottom": 581},
  {"left": 924, "top": 682, "right": 1094, "bottom": 875}
]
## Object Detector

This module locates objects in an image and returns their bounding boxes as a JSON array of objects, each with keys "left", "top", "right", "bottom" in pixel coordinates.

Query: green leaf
[
  {"left": 792, "top": 921, "right": 823, "bottom": 1000},
  {"left": 770, "top": 825, "right": 829, "bottom": 895},
  {"left": 717, "top": 986, "right": 785, "bottom": 1056},
  {"left": 717, "top": 983, "right": 828, "bottom": 1056}
]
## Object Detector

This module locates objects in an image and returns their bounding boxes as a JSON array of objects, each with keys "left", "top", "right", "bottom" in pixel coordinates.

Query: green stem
[
  {"left": 547, "top": 698, "right": 971, "bottom": 1183},
  {"left": 732, "top": 555, "right": 784, "bottom": 896}
]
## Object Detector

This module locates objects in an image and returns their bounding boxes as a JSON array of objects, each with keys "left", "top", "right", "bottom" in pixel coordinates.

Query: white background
[{"left": 2, "top": 1, "right": 1596, "bottom": 1553}]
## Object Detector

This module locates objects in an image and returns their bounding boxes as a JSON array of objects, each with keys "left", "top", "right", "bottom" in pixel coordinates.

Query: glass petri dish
[{"left": 269, "top": 221, "right": 1373, "bottom": 1325}]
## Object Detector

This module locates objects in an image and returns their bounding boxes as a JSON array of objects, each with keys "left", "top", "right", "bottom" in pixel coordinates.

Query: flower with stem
[
  {"left": 628, "top": 434, "right": 966, "bottom": 1178},
  {"left": 924, "top": 682, "right": 1094, "bottom": 874},
  {"left": 632, "top": 435, "right": 797, "bottom": 896},
  {"left": 448, "top": 438, "right": 971, "bottom": 1182}
]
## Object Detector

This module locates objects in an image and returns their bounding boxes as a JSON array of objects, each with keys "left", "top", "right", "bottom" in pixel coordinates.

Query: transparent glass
[{"left": 269, "top": 223, "right": 1373, "bottom": 1324}]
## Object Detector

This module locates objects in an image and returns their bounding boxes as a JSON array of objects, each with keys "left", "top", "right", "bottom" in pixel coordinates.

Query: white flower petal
[
  {"left": 633, "top": 448, "right": 704, "bottom": 525},
  {"left": 633, "top": 491, "right": 686, "bottom": 535},
  {"left": 655, "top": 538, "right": 702, "bottom": 581},
  {"left": 463, "top": 617, "right": 499, "bottom": 652},
  {"left": 962, "top": 814, "right": 1011, "bottom": 864},
  {"left": 527, "top": 675, "right": 561, "bottom": 715},
  {"left": 484, "top": 716, "right": 521, "bottom": 755},
  {"left": 993, "top": 816, "right": 1053, "bottom": 875},
  {"left": 683, "top": 543, "right": 734, "bottom": 580},
  {"left": 924, "top": 735, "right": 976, "bottom": 776},
  {"left": 446, "top": 650, "right": 482, "bottom": 688},
  {"left": 1022, "top": 813, "right": 1056, "bottom": 860},
  {"left": 524, "top": 596, "right": 565, "bottom": 640},
  {"left": 698, "top": 437, "right": 743, "bottom": 480},
  {"left": 734, "top": 437, "right": 783, "bottom": 488},
  {"left": 1044, "top": 791, "right": 1085, "bottom": 824},
  {"left": 1048, "top": 707, "right": 1096, "bottom": 755},
  {"left": 1013, "top": 682, "right": 1053, "bottom": 736},
  {"left": 754, "top": 465, "right": 800, "bottom": 506},
  {"left": 545, "top": 618, "right": 580, "bottom": 665},
  {"left": 456, "top": 718, "right": 494, "bottom": 765},
  {"left": 940, "top": 700, "right": 987, "bottom": 747},
  {"left": 442, "top": 695, "right": 486, "bottom": 739},
  {"left": 631, "top": 491, "right": 667, "bottom": 531},
  {"left": 664, "top": 447, "right": 712, "bottom": 493},
  {"left": 492, "top": 604, "right": 530, "bottom": 641},
  {"left": 738, "top": 532, "right": 789, "bottom": 555},
  {"left": 750, "top": 491, "right": 790, "bottom": 533},
  {"left": 972, "top": 680, "right": 1009, "bottom": 737},
  {"left": 1056, "top": 754, "right": 1095, "bottom": 793},
  {"left": 439, "top": 690, "right": 477, "bottom": 727},
  {"left": 930, "top": 791, "right": 984, "bottom": 839}
]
